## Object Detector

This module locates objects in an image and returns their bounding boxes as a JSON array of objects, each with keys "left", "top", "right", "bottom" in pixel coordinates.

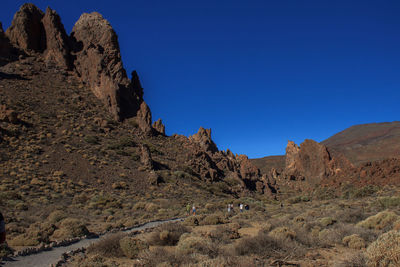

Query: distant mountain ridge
[
  {"left": 251, "top": 121, "right": 400, "bottom": 175},
  {"left": 321, "top": 121, "right": 400, "bottom": 165}
]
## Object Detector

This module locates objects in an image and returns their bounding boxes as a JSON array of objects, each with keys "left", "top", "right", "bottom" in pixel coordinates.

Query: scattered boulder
[
  {"left": 152, "top": 118, "right": 165, "bottom": 135},
  {"left": 0, "top": 105, "right": 18, "bottom": 123},
  {"left": 189, "top": 127, "right": 218, "bottom": 153},
  {"left": 140, "top": 144, "right": 154, "bottom": 170},
  {"left": 42, "top": 7, "right": 71, "bottom": 69},
  {"left": 5, "top": 3, "right": 46, "bottom": 53},
  {"left": 136, "top": 102, "right": 152, "bottom": 134}
]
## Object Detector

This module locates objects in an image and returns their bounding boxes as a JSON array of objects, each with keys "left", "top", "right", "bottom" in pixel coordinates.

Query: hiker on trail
[
  {"left": 245, "top": 204, "right": 249, "bottom": 211},
  {"left": 240, "top": 203, "right": 244, "bottom": 212},
  {"left": 0, "top": 212, "right": 5, "bottom": 244},
  {"left": 186, "top": 203, "right": 191, "bottom": 215},
  {"left": 227, "top": 204, "right": 231, "bottom": 213},
  {"left": 192, "top": 205, "right": 196, "bottom": 216}
]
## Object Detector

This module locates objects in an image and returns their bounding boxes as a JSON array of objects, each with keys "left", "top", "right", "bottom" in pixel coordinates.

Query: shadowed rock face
[
  {"left": 6, "top": 3, "right": 46, "bottom": 52},
  {"left": 42, "top": 7, "right": 71, "bottom": 69},
  {"left": 0, "top": 23, "right": 15, "bottom": 66}
]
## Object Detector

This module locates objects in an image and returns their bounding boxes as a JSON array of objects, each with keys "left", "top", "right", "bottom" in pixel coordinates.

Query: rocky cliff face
[
  {"left": 3, "top": 3, "right": 154, "bottom": 127},
  {"left": 6, "top": 3, "right": 46, "bottom": 53},
  {"left": 284, "top": 139, "right": 353, "bottom": 183},
  {"left": 42, "top": 7, "right": 71, "bottom": 69}
]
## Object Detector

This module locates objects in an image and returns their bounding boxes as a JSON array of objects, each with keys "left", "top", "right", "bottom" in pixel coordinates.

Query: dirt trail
[{"left": 1, "top": 218, "right": 182, "bottom": 267}]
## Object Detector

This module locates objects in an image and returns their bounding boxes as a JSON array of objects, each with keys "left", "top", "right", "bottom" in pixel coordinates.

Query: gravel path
[{"left": 1, "top": 218, "right": 182, "bottom": 267}]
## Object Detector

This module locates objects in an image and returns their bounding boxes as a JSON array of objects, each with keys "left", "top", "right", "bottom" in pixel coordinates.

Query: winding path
[{"left": 1, "top": 218, "right": 182, "bottom": 267}]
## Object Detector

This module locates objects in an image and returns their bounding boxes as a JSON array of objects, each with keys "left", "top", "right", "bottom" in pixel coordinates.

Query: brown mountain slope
[
  {"left": 250, "top": 155, "right": 285, "bottom": 175},
  {"left": 321, "top": 121, "right": 400, "bottom": 165}
]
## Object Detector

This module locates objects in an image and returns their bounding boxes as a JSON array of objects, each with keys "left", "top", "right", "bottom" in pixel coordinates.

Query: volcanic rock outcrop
[
  {"left": 5, "top": 3, "right": 46, "bottom": 53},
  {"left": 282, "top": 139, "right": 353, "bottom": 187},
  {"left": 42, "top": 7, "right": 71, "bottom": 69},
  {"left": 4, "top": 3, "right": 152, "bottom": 126},
  {"left": 152, "top": 119, "right": 165, "bottom": 135},
  {"left": 189, "top": 127, "right": 219, "bottom": 153}
]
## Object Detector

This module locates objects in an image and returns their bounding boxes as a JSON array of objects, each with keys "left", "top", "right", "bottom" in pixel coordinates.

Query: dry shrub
[
  {"left": 200, "top": 214, "right": 225, "bottom": 225},
  {"left": 269, "top": 226, "right": 296, "bottom": 240},
  {"left": 52, "top": 218, "right": 89, "bottom": 239},
  {"left": 234, "top": 231, "right": 305, "bottom": 258},
  {"left": 342, "top": 234, "right": 366, "bottom": 249},
  {"left": 147, "top": 222, "right": 189, "bottom": 246},
  {"left": 332, "top": 252, "right": 367, "bottom": 267},
  {"left": 139, "top": 246, "right": 189, "bottom": 267},
  {"left": 320, "top": 217, "right": 337, "bottom": 227},
  {"left": 119, "top": 236, "right": 148, "bottom": 259},
  {"left": 208, "top": 224, "right": 240, "bottom": 244},
  {"left": 47, "top": 210, "right": 67, "bottom": 224},
  {"left": 357, "top": 211, "right": 399, "bottom": 230},
  {"left": 87, "top": 233, "right": 124, "bottom": 257},
  {"left": 366, "top": 230, "right": 400, "bottom": 267},
  {"left": 176, "top": 234, "right": 218, "bottom": 257},
  {"left": 336, "top": 207, "right": 366, "bottom": 224},
  {"left": 318, "top": 228, "right": 343, "bottom": 246},
  {"left": 9, "top": 222, "right": 56, "bottom": 246}
]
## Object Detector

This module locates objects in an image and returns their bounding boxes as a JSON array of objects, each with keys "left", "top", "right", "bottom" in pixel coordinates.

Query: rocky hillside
[
  {"left": 0, "top": 3, "right": 276, "bottom": 248},
  {"left": 321, "top": 121, "right": 400, "bottom": 165}
]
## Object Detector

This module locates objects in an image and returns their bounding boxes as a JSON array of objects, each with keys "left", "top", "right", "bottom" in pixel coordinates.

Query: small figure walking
[
  {"left": 0, "top": 212, "right": 6, "bottom": 244},
  {"left": 227, "top": 204, "right": 231, "bottom": 213},
  {"left": 192, "top": 204, "right": 196, "bottom": 216},
  {"left": 240, "top": 203, "right": 244, "bottom": 213},
  {"left": 186, "top": 203, "right": 191, "bottom": 215}
]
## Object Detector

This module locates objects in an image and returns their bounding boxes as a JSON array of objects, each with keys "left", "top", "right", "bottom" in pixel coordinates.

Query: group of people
[
  {"left": 186, "top": 204, "right": 196, "bottom": 216},
  {"left": 228, "top": 203, "right": 249, "bottom": 213}
]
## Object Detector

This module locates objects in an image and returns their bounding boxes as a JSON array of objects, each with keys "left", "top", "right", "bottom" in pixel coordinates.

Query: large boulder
[
  {"left": 5, "top": 3, "right": 46, "bottom": 53},
  {"left": 42, "top": 7, "right": 71, "bottom": 69}
]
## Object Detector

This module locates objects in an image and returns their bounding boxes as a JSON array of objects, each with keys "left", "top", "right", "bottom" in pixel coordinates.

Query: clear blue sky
[{"left": 1, "top": 1, "right": 399, "bottom": 158}]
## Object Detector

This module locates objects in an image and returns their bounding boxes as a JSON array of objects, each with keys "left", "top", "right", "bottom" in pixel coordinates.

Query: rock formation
[
  {"left": 136, "top": 102, "right": 152, "bottom": 134},
  {"left": 4, "top": 4, "right": 152, "bottom": 125},
  {"left": 42, "top": 7, "right": 71, "bottom": 69},
  {"left": 6, "top": 3, "right": 46, "bottom": 53},
  {"left": 189, "top": 127, "right": 219, "bottom": 153},
  {"left": 140, "top": 144, "right": 154, "bottom": 170},
  {"left": 283, "top": 139, "right": 353, "bottom": 185},
  {"left": 152, "top": 119, "right": 165, "bottom": 135}
]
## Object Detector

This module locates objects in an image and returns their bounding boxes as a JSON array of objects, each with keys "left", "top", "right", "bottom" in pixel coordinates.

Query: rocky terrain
[
  {"left": 1, "top": 3, "right": 399, "bottom": 267},
  {"left": 0, "top": 3, "right": 273, "bottom": 254}
]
